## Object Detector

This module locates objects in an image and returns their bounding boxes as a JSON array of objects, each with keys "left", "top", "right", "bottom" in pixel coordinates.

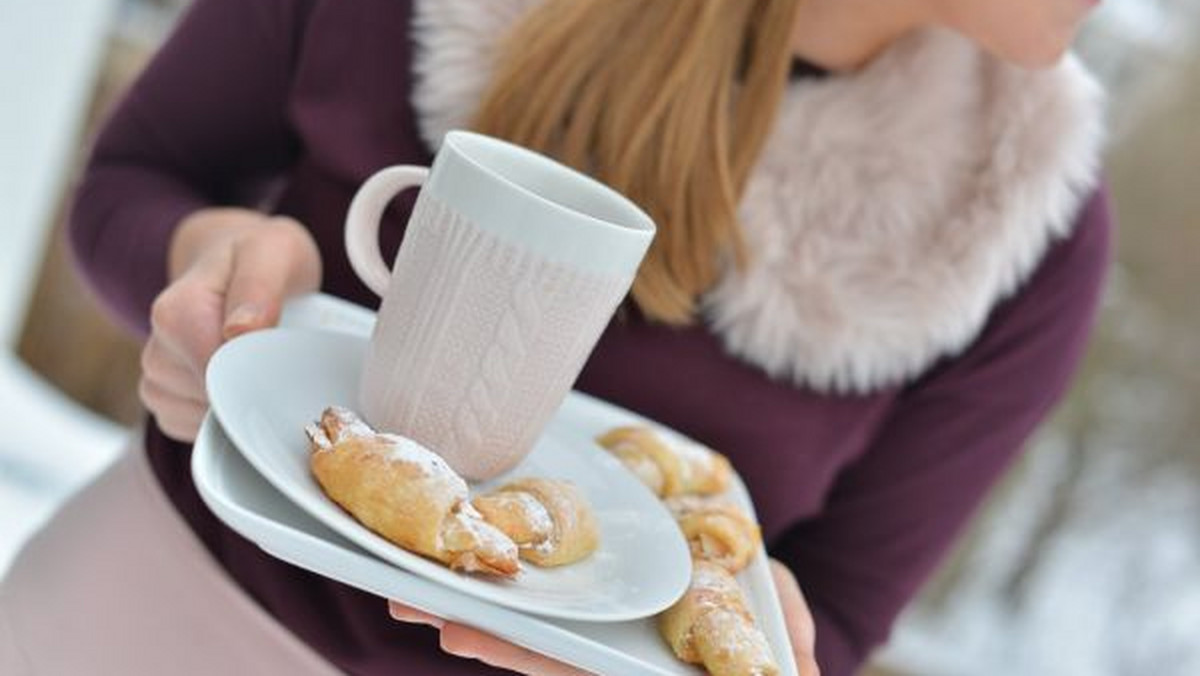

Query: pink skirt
[{"left": 0, "top": 439, "right": 342, "bottom": 675}]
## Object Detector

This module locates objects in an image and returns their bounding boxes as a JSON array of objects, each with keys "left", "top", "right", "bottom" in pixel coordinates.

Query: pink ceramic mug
[{"left": 344, "top": 130, "right": 655, "bottom": 480}]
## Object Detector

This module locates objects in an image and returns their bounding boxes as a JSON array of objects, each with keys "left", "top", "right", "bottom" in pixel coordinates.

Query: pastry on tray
[
  {"left": 659, "top": 561, "right": 779, "bottom": 676},
  {"left": 305, "top": 406, "right": 520, "bottom": 577},
  {"left": 595, "top": 425, "right": 733, "bottom": 497},
  {"left": 472, "top": 478, "right": 599, "bottom": 567},
  {"left": 665, "top": 495, "right": 762, "bottom": 574}
]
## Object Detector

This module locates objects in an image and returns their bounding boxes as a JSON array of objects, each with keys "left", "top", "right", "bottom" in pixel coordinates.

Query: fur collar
[{"left": 410, "top": 0, "right": 1105, "bottom": 393}]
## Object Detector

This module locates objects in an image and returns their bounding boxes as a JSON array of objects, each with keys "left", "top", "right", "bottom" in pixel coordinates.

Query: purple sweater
[{"left": 69, "top": 1, "right": 1111, "bottom": 673}]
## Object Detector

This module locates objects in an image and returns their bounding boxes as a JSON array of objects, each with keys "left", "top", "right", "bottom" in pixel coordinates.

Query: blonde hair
[{"left": 472, "top": 0, "right": 800, "bottom": 324}]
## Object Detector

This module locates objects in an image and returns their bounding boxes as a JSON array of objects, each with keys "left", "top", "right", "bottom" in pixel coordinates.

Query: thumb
[{"left": 222, "top": 222, "right": 320, "bottom": 339}]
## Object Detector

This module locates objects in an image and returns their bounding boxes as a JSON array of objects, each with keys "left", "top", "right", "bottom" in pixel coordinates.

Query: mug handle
[{"left": 344, "top": 165, "right": 430, "bottom": 297}]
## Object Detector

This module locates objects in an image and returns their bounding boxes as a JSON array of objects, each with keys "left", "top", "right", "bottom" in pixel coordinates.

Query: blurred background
[{"left": 1, "top": 1, "right": 1196, "bottom": 674}]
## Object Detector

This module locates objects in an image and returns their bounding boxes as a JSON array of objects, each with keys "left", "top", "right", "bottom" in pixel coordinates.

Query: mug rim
[{"left": 441, "top": 130, "right": 655, "bottom": 237}]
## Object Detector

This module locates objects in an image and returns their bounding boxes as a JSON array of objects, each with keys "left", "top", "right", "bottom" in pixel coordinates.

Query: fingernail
[
  {"left": 389, "top": 604, "right": 445, "bottom": 629},
  {"left": 224, "top": 304, "right": 260, "bottom": 331}
]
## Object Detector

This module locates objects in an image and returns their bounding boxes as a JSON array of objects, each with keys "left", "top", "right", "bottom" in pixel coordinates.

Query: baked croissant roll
[
  {"left": 595, "top": 425, "right": 732, "bottom": 497},
  {"left": 306, "top": 407, "right": 520, "bottom": 577},
  {"left": 659, "top": 561, "right": 779, "bottom": 676},
  {"left": 472, "top": 478, "right": 599, "bottom": 567},
  {"left": 666, "top": 496, "right": 762, "bottom": 574}
]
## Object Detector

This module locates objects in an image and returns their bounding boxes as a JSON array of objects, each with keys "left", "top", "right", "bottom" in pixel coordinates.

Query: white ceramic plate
[
  {"left": 193, "top": 413, "right": 701, "bottom": 674},
  {"left": 205, "top": 325, "right": 691, "bottom": 622}
]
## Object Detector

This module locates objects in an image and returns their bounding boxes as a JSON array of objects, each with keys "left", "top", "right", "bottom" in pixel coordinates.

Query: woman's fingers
[
  {"left": 769, "top": 558, "right": 821, "bottom": 676},
  {"left": 140, "top": 338, "right": 208, "bottom": 404},
  {"left": 387, "top": 601, "right": 444, "bottom": 628},
  {"left": 222, "top": 237, "right": 292, "bottom": 339},
  {"left": 149, "top": 262, "right": 228, "bottom": 379},
  {"left": 438, "top": 623, "right": 592, "bottom": 676},
  {"left": 388, "top": 601, "right": 591, "bottom": 675},
  {"left": 137, "top": 370, "right": 208, "bottom": 420},
  {"left": 223, "top": 216, "right": 322, "bottom": 339},
  {"left": 138, "top": 333, "right": 211, "bottom": 441},
  {"left": 138, "top": 209, "right": 326, "bottom": 442},
  {"left": 769, "top": 559, "right": 816, "bottom": 652},
  {"left": 138, "top": 377, "right": 208, "bottom": 442}
]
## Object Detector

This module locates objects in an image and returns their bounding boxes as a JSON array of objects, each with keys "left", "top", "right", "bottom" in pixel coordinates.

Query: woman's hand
[
  {"left": 769, "top": 558, "right": 821, "bottom": 676},
  {"left": 386, "top": 603, "right": 592, "bottom": 675},
  {"left": 387, "top": 557, "right": 820, "bottom": 675},
  {"left": 139, "top": 207, "right": 321, "bottom": 441}
]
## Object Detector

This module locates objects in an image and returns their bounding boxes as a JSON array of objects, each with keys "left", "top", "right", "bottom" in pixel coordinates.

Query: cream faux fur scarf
[{"left": 410, "top": 0, "right": 1105, "bottom": 394}]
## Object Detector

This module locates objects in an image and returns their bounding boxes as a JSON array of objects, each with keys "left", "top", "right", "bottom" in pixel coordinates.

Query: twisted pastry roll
[
  {"left": 472, "top": 478, "right": 599, "bottom": 567},
  {"left": 306, "top": 407, "right": 520, "bottom": 577},
  {"left": 666, "top": 495, "right": 762, "bottom": 574},
  {"left": 659, "top": 561, "right": 779, "bottom": 676},
  {"left": 595, "top": 425, "right": 732, "bottom": 497}
]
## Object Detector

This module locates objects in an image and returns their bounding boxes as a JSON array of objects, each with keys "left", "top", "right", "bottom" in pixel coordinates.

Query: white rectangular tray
[{"left": 190, "top": 293, "right": 796, "bottom": 675}]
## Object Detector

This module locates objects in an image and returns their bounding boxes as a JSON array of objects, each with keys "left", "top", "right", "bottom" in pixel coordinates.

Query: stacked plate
[{"left": 194, "top": 293, "right": 797, "bottom": 675}]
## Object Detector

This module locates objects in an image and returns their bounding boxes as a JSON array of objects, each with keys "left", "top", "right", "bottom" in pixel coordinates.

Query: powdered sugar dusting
[
  {"left": 323, "top": 405, "right": 376, "bottom": 441},
  {"left": 376, "top": 432, "right": 464, "bottom": 484},
  {"left": 305, "top": 423, "right": 332, "bottom": 450},
  {"left": 666, "top": 494, "right": 711, "bottom": 516},
  {"left": 612, "top": 440, "right": 640, "bottom": 455},
  {"left": 459, "top": 500, "right": 485, "bottom": 521},
  {"left": 658, "top": 427, "right": 716, "bottom": 471},
  {"left": 313, "top": 407, "right": 465, "bottom": 486},
  {"left": 692, "top": 563, "right": 737, "bottom": 595},
  {"left": 516, "top": 492, "right": 554, "bottom": 536},
  {"left": 684, "top": 564, "right": 778, "bottom": 672},
  {"left": 704, "top": 607, "right": 774, "bottom": 664},
  {"left": 507, "top": 491, "right": 555, "bottom": 549},
  {"left": 609, "top": 441, "right": 665, "bottom": 493},
  {"left": 446, "top": 503, "right": 519, "bottom": 560}
]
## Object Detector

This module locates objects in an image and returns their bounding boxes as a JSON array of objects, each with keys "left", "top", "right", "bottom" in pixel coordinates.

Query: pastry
[
  {"left": 666, "top": 495, "right": 762, "bottom": 574},
  {"left": 306, "top": 406, "right": 520, "bottom": 577},
  {"left": 658, "top": 561, "right": 779, "bottom": 676},
  {"left": 472, "top": 478, "right": 600, "bottom": 567},
  {"left": 596, "top": 425, "right": 732, "bottom": 497}
]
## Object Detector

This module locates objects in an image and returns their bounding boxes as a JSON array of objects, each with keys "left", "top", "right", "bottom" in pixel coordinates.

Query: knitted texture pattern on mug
[{"left": 362, "top": 193, "right": 631, "bottom": 479}]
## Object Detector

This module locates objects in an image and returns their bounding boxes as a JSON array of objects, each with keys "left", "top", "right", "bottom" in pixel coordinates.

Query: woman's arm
[
  {"left": 772, "top": 186, "right": 1113, "bottom": 675},
  {"left": 69, "top": 0, "right": 314, "bottom": 333}
]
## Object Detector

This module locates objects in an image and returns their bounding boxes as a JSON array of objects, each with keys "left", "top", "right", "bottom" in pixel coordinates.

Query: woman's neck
[{"left": 789, "top": 0, "right": 930, "bottom": 73}]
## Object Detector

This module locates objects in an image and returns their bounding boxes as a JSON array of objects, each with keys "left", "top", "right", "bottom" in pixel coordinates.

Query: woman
[{"left": 1, "top": 0, "right": 1109, "bottom": 674}]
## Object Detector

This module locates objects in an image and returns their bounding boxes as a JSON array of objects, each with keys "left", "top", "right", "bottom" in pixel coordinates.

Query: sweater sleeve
[
  {"left": 771, "top": 186, "right": 1114, "bottom": 675},
  {"left": 69, "top": 0, "right": 314, "bottom": 334}
]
